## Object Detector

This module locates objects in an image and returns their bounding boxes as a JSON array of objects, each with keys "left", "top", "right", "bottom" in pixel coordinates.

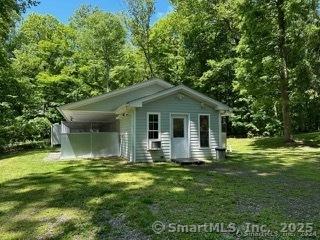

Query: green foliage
[
  {"left": 1, "top": 5, "right": 128, "bottom": 146},
  {"left": 110, "top": 46, "right": 146, "bottom": 87},
  {"left": 72, "top": 6, "right": 126, "bottom": 93},
  {"left": 150, "top": 13, "right": 186, "bottom": 84},
  {"left": 0, "top": 116, "right": 50, "bottom": 146},
  {"left": 11, "top": 14, "right": 82, "bottom": 125},
  {"left": 1, "top": 0, "right": 320, "bottom": 146},
  {"left": 0, "top": 0, "right": 38, "bottom": 41},
  {"left": 125, "top": 0, "right": 156, "bottom": 77},
  {"left": 236, "top": 0, "right": 320, "bottom": 138}
]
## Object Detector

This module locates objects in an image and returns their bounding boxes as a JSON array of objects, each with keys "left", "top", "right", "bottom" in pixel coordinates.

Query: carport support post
[
  {"left": 50, "top": 125, "right": 53, "bottom": 147},
  {"left": 218, "top": 112, "right": 222, "bottom": 147},
  {"left": 90, "top": 122, "right": 93, "bottom": 158}
]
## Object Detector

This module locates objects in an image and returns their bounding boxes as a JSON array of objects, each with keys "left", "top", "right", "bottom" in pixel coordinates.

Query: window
[
  {"left": 199, "top": 115, "right": 209, "bottom": 148},
  {"left": 173, "top": 118, "right": 184, "bottom": 138},
  {"left": 148, "top": 113, "right": 160, "bottom": 140}
]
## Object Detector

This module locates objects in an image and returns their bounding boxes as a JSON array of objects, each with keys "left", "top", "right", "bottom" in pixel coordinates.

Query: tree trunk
[
  {"left": 276, "top": 0, "right": 292, "bottom": 142},
  {"left": 312, "top": 0, "right": 319, "bottom": 19},
  {"left": 142, "top": 32, "right": 154, "bottom": 78},
  {"left": 144, "top": 47, "right": 154, "bottom": 77},
  {"left": 137, "top": 39, "right": 154, "bottom": 78}
]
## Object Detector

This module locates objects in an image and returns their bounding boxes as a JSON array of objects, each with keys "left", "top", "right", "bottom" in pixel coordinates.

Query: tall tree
[
  {"left": 125, "top": 0, "right": 155, "bottom": 78},
  {"left": 110, "top": 45, "right": 146, "bottom": 86},
  {"left": 0, "top": 0, "right": 39, "bottom": 40},
  {"left": 12, "top": 14, "right": 82, "bottom": 122},
  {"left": 71, "top": 6, "right": 126, "bottom": 93},
  {"left": 276, "top": 0, "right": 291, "bottom": 142},
  {"left": 0, "top": 0, "right": 42, "bottom": 146},
  {"left": 149, "top": 12, "right": 187, "bottom": 84},
  {"left": 0, "top": 0, "right": 39, "bottom": 70},
  {"left": 168, "top": 0, "right": 254, "bottom": 136},
  {"left": 236, "top": 0, "right": 320, "bottom": 142},
  {"left": 169, "top": 0, "right": 240, "bottom": 102}
]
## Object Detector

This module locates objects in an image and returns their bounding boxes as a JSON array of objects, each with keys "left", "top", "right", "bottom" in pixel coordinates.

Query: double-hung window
[
  {"left": 199, "top": 114, "right": 210, "bottom": 148},
  {"left": 148, "top": 113, "right": 160, "bottom": 140}
]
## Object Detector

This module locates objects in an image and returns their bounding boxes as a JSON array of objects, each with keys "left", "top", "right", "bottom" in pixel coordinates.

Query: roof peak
[{"left": 127, "top": 84, "right": 230, "bottom": 111}]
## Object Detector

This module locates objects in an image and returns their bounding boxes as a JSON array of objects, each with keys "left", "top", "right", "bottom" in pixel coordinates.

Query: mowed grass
[{"left": 0, "top": 133, "right": 319, "bottom": 239}]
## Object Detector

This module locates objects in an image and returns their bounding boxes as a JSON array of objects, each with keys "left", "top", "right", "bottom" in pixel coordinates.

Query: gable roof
[
  {"left": 58, "top": 79, "right": 230, "bottom": 121},
  {"left": 59, "top": 78, "right": 172, "bottom": 111},
  {"left": 126, "top": 85, "right": 230, "bottom": 111}
]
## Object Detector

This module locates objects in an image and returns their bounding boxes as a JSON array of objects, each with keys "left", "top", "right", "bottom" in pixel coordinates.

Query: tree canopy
[{"left": 0, "top": 0, "right": 319, "bottom": 147}]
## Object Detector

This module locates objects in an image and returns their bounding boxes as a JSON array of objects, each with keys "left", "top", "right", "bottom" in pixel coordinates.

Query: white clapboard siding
[{"left": 135, "top": 93, "right": 219, "bottom": 162}]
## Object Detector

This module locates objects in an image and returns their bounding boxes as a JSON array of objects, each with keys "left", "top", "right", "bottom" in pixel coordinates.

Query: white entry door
[{"left": 171, "top": 114, "right": 189, "bottom": 159}]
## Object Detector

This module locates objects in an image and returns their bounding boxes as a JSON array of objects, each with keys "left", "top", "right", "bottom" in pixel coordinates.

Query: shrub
[
  {"left": 0, "top": 117, "right": 51, "bottom": 147},
  {"left": 0, "top": 140, "right": 50, "bottom": 154}
]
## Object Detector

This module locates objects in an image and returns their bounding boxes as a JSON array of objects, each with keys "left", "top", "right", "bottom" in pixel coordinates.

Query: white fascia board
[{"left": 57, "top": 107, "right": 70, "bottom": 121}]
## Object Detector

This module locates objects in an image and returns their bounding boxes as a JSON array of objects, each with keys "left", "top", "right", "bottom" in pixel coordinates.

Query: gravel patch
[
  {"left": 235, "top": 174, "right": 320, "bottom": 221},
  {"left": 108, "top": 213, "right": 150, "bottom": 240},
  {"left": 36, "top": 214, "right": 72, "bottom": 240}
]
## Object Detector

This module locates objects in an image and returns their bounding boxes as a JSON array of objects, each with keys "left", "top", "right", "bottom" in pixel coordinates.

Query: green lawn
[{"left": 0, "top": 133, "right": 319, "bottom": 239}]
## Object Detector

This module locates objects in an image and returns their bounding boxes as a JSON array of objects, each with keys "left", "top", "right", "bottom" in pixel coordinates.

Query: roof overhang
[
  {"left": 59, "top": 78, "right": 173, "bottom": 111},
  {"left": 59, "top": 110, "right": 116, "bottom": 122}
]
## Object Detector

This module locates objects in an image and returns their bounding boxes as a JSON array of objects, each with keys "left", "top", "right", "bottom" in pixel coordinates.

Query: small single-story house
[{"left": 57, "top": 79, "right": 230, "bottom": 162}]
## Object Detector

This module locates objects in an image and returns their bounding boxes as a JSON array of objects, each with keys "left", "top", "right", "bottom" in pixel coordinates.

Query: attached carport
[{"left": 59, "top": 110, "right": 120, "bottom": 159}]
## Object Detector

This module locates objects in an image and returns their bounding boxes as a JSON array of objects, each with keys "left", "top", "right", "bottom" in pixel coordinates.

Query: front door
[{"left": 171, "top": 114, "right": 189, "bottom": 159}]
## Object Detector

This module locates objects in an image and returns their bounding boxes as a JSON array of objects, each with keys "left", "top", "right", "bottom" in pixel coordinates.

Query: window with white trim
[
  {"left": 199, "top": 115, "right": 209, "bottom": 148},
  {"left": 148, "top": 113, "right": 160, "bottom": 140}
]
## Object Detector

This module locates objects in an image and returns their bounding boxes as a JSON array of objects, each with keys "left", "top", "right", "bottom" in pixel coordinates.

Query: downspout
[
  {"left": 218, "top": 111, "right": 222, "bottom": 147},
  {"left": 131, "top": 108, "right": 136, "bottom": 162}
]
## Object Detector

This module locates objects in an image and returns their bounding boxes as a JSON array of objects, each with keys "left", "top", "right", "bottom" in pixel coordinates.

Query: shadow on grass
[
  {"left": 0, "top": 153, "right": 319, "bottom": 239},
  {"left": 0, "top": 149, "right": 50, "bottom": 161},
  {"left": 249, "top": 132, "right": 320, "bottom": 150},
  {"left": 0, "top": 159, "right": 198, "bottom": 239}
]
